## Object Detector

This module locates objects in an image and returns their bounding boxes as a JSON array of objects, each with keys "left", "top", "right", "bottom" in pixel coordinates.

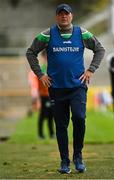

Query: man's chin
[{"left": 59, "top": 23, "right": 69, "bottom": 28}]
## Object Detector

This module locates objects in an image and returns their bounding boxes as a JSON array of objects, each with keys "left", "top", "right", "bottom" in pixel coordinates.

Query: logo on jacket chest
[
  {"left": 63, "top": 40, "right": 72, "bottom": 44},
  {"left": 53, "top": 46, "right": 79, "bottom": 52}
]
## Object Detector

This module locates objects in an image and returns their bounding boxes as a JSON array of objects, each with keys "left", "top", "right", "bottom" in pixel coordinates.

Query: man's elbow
[
  {"left": 102, "top": 47, "right": 105, "bottom": 59},
  {"left": 102, "top": 46, "right": 105, "bottom": 54},
  {"left": 26, "top": 48, "right": 30, "bottom": 59},
  {"left": 26, "top": 48, "right": 35, "bottom": 60},
  {"left": 99, "top": 46, "right": 105, "bottom": 58}
]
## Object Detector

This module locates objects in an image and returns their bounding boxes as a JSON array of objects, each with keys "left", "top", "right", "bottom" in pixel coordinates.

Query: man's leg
[
  {"left": 38, "top": 111, "right": 45, "bottom": 138},
  {"left": 38, "top": 97, "right": 46, "bottom": 138},
  {"left": 70, "top": 87, "right": 87, "bottom": 172},
  {"left": 51, "top": 99, "right": 70, "bottom": 164},
  {"left": 47, "top": 106, "right": 54, "bottom": 138},
  {"left": 42, "top": 97, "right": 54, "bottom": 138}
]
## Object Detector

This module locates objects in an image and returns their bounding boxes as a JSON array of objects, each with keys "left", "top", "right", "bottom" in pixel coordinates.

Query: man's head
[{"left": 56, "top": 4, "right": 73, "bottom": 28}]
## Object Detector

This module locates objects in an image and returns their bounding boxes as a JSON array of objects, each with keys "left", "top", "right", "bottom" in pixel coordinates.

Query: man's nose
[{"left": 62, "top": 14, "right": 67, "bottom": 18}]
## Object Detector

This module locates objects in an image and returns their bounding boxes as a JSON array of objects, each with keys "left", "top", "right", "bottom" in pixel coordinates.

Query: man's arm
[
  {"left": 81, "top": 27, "right": 105, "bottom": 73},
  {"left": 80, "top": 28, "right": 105, "bottom": 84},
  {"left": 26, "top": 28, "right": 50, "bottom": 79}
]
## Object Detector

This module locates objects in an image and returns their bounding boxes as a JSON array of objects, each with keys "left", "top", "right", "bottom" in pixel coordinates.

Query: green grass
[
  {"left": 85, "top": 110, "right": 114, "bottom": 143},
  {"left": 0, "top": 143, "right": 114, "bottom": 179},
  {"left": 10, "top": 110, "right": 114, "bottom": 144},
  {"left": 0, "top": 110, "right": 114, "bottom": 179}
]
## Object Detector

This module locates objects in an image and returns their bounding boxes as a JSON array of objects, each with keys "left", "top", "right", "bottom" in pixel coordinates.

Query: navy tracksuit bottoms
[{"left": 49, "top": 86, "right": 87, "bottom": 163}]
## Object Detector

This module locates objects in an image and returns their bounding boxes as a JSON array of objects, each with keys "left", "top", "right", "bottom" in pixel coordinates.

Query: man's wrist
[
  {"left": 87, "top": 68, "right": 95, "bottom": 73},
  {"left": 38, "top": 73, "right": 44, "bottom": 80}
]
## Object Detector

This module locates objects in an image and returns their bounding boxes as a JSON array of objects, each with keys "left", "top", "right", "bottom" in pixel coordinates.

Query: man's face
[{"left": 56, "top": 10, "right": 73, "bottom": 28}]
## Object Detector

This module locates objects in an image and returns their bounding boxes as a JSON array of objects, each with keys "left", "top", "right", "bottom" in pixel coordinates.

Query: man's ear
[{"left": 71, "top": 13, "right": 74, "bottom": 21}]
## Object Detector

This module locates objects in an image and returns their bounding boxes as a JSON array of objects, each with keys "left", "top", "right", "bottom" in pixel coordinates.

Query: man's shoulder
[
  {"left": 79, "top": 27, "right": 94, "bottom": 40},
  {"left": 36, "top": 28, "right": 50, "bottom": 43},
  {"left": 41, "top": 28, "right": 50, "bottom": 36}
]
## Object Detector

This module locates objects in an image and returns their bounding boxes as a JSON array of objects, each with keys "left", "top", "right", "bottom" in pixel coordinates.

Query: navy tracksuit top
[{"left": 46, "top": 25, "right": 85, "bottom": 88}]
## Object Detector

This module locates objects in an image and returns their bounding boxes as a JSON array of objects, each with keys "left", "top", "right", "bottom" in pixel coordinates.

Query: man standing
[{"left": 26, "top": 4, "right": 105, "bottom": 173}]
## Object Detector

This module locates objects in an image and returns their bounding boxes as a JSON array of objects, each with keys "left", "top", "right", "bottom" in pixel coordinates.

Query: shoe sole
[
  {"left": 58, "top": 169, "right": 71, "bottom": 174},
  {"left": 76, "top": 168, "right": 86, "bottom": 173}
]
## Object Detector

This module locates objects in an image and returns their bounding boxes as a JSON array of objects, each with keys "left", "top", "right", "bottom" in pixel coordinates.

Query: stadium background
[{"left": 0, "top": 0, "right": 113, "bottom": 118}]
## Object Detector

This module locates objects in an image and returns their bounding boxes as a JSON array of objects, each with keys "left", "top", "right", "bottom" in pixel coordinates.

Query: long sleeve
[
  {"left": 26, "top": 28, "right": 50, "bottom": 78},
  {"left": 81, "top": 27, "right": 105, "bottom": 73}
]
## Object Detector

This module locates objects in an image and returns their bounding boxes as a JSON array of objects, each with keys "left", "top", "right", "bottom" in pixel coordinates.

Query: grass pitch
[{"left": 0, "top": 110, "right": 114, "bottom": 179}]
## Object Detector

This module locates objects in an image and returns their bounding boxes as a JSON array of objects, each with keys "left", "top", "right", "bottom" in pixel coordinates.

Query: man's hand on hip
[
  {"left": 79, "top": 70, "right": 93, "bottom": 85},
  {"left": 40, "top": 75, "right": 52, "bottom": 87}
]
